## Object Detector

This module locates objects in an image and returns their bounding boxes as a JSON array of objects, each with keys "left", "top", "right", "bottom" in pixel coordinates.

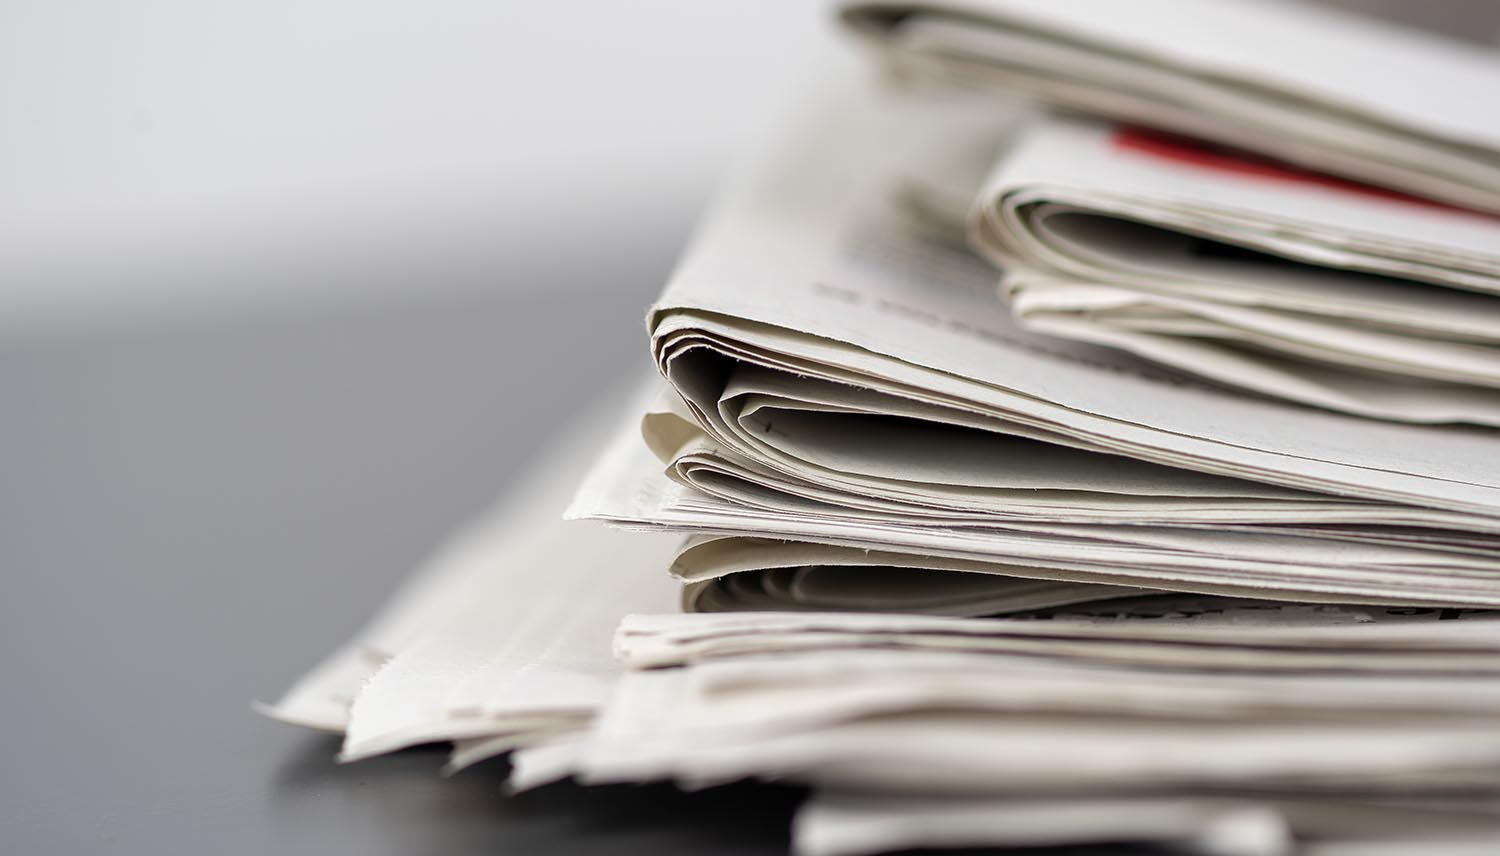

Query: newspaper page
[
  {"left": 972, "top": 112, "right": 1500, "bottom": 422},
  {"left": 795, "top": 790, "right": 1500, "bottom": 856},
  {"left": 646, "top": 59, "right": 1500, "bottom": 527},
  {"left": 260, "top": 380, "right": 681, "bottom": 766},
  {"left": 839, "top": 0, "right": 1500, "bottom": 212},
  {"left": 528, "top": 609, "right": 1500, "bottom": 795}
]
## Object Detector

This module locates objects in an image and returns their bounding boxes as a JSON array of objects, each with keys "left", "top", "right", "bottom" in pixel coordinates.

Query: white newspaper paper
[
  {"left": 972, "top": 112, "right": 1500, "bottom": 423},
  {"left": 644, "top": 67, "right": 1500, "bottom": 514},
  {"left": 614, "top": 608, "right": 1500, "bottom": 675},
  {"left": 559, "top": 60, "right": 1500, "bottom": 610},
  {"left": 573, "top": 379, "right": 1500, "bottom": 608},
  {"left": 840, "top": 0, "right": 1500, "bottom": 212},
  {"left": 260, "top": 383, "right": 681, "bottom": 764},
  {"left": 539, "top": 613, "right": 1500, "bottom": 795},
  {"left": 796, "top": 791, "right": 1500, "bottom": 856}
]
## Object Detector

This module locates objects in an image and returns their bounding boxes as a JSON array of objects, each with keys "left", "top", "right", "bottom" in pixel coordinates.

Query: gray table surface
[
  {"left": 1, "top": 276, "right": 818, "bottom": 854},
  {"left": 0, "top": 210, "right": 826, "bottom": 855}
]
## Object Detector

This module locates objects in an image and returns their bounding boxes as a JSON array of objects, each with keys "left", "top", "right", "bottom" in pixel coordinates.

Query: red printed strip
[{"left": 1111, "top": 126, "right": 1470, "bottom": 216}]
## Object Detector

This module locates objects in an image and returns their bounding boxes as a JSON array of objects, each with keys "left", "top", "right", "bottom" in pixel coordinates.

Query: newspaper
[
  {"left": 259, "top": 386, "right": 681, "bottom": 765},
  {"left": 574, "top": 416, "right": 1500, "bottom": 608},
  {"left": 535, "top": 571, "right": 1500, "bottom": 800},
  {"left": 972, "top": 112, "right": 1500, "bottom": 423},
  {"left": 527, "top": 609, "right": 1500, "bottom": 795},
  {"left": 677, "top": 534, "right": 1151, "bottom": 616},
  {"left": 795, "top": 791, "right": 1500, "bottom": 856},
  {"left": 554, "top": 59, "right": 1500, "bottom": 612},
  {"left": 639, "top": 386, "right": 1500, "bottom": 535},
  {"left": 641, "top": 65, "right": 1500, "bottom": 515},
  {"left": 257, "top": 386, "right": 1500, "bottom": 840},
  {"left": 335, "top": 506, "right": 678, "bottom": 763},
  {"left": 614, "top": 608, "right": 1500, "bottom": 674},
  {"left": 252, "top": 10, "right": 1500, "bottom": 852},
  {"left": 839, "top": 0, "right": 1500, "bottom": 213}
]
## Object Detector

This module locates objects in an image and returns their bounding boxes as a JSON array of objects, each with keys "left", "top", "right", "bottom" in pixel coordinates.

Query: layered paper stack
[{"left": 264, "top": 2, "right": 1500, "bottom": 853}]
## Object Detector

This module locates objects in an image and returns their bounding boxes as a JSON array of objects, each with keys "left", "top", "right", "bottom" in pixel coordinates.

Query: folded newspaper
[
  {"left": 567, "top": 68, "right": 1500, "bottom": 614},
  {"left": 840, "top": 0, "right": 1500, "bottom": 213},
  {"left": 971, "top": 111, "right": 1500, "bottom": 424},
  {"left": 837, "top": 0, "right": 1500, "bottom": 422},
  {"left": 264, "top": 411, "right": 1500, "bottom": 854},
  {"left": 262, "top": 3, "right": 1500, "bottom": 854},
  {"left": 259, "top": 401, "right": 682, "bottom": 762}
]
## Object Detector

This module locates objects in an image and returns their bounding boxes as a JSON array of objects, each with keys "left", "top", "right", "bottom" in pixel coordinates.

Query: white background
[{"left": 0, "top": 1, "right": 821, "bottom": 336}]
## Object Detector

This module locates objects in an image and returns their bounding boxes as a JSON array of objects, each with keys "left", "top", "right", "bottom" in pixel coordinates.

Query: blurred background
[
  {"left": 5, "top": 1, "right": 1499, "bottom": 330},
  {"left": 0, "top": 1, "right": 825, "bottom": 335},
  {"left": 3, "top": 2, "right": 1498, "bottom": 855}
]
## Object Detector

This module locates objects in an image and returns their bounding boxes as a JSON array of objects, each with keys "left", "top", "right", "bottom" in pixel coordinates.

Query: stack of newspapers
[{"left": 264, "top": 2, "right": 1500, "bottom": 854}]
